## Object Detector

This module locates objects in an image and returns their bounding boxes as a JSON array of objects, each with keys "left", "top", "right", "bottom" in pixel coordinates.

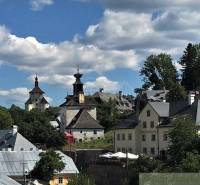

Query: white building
[
  {"left": 114, "top": 91, "right": 200, "bottom": 158},
  {"left": 25, "top": 76, "right": 49, "bottom": 111},
  {"left": 60, "top": 69, "right": 104, "bottom": 142}
]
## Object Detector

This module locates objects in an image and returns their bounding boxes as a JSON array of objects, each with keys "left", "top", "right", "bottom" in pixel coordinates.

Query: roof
[
  {"left": 145, "top": 90, "right": 169, "bottom": 102},
  {"left": 29, "top": 86, "right": 44, "bottom": 94},
  {"left": 114, "top": 114, "right": 138, "bottom": 129},
  {"left": 67, "top": 109, "right": 104, "bottom": 129},
  {"left": 93, "top": 92, "right": 133, "bottom": 111},
  {"left": 60, "top": 95, "right": 95, "bottom": 107},
  {"left": 0, "top": 175, "right": 21, "bottom": 185},
  {"left": 149, "top": 102, "right": 169, "bottom": 117},
  {"left": 40, "top": 97, "right": 49, "bottom": 104},
  {"left": 0, "top": 151, "right": 79, "bottom": 176},
  {"left": 0, "top": 130, "right": 37, "bottom": 151}
]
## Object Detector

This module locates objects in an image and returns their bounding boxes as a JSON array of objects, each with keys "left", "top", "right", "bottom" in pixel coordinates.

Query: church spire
[
  {"left": 35, "top": 74, "right": 39, "bottom": 87},
  {"left": 73, "top": 65, "right": 84, "bottom": 96}
]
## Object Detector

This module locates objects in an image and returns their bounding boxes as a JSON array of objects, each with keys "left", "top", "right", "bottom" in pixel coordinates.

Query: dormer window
[{"left": 147, "top": 110, "right": 151, "bottom": 117}]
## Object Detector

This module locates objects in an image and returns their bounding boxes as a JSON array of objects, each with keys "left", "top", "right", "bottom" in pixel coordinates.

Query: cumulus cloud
[
  {"left": 85, "top": 76, "right": 120, "bottom": 92},
  {"left": 30, "top": 0, "right": 54, "bottom": 11},
  {"left": 0, "top": 87, "right": 52, "bottom": 107},
  {"left": 79, "top": 0, "right": 200, "bottom": 12},
  {"left": 0, "top": 26, "right": 139, "bottom": 77}
]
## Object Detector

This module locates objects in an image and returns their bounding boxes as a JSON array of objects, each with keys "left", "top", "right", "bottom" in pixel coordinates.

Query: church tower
[{"left": 25, "top": 75, "right": 49, "bottom": 111}]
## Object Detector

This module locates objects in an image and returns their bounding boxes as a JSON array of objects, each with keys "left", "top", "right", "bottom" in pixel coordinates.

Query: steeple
[
  {"left": 73, "top": 66, "right": 84, "bottom": 96},
  {"left": 35, "top": 75, "right": 38, "bottom": 87}
]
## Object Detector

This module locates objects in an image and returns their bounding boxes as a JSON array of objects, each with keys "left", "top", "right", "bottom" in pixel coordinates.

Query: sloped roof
[
  {"left": 0, "top": 175, "right": 21, "bottom": 185},
  {"left": 67, "top": 109, "right": 104, "bottom": 129},
  {"left": 29, "top": 86, "right": 44, "bottom": 94},
  {"left": 40, "top": 97, "right": 49, "bottom": 104},
  {"left": 149, "top": 102, "right": 169, "bottom": 117},
  {"left": 114, "top": 114, "right": 138, "bottom": 129},
  {"left": 145, "top": 90, "right": 169, "bottom": 101},
  {"left": 0, "top": 151, "right": 79, "bottom": 176},
  {"left": 0, "top": 131, "right": 37, "bottom": 151}
]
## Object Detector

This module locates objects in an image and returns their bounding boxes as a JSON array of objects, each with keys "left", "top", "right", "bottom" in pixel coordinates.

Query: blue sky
[{"left": 0, "top": 0, "right": 199, "bottom": 108}]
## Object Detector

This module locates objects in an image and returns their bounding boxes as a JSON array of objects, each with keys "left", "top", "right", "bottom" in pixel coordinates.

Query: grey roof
[
  {"left": 149, "top": 102, "right": 169, "bottom": 117},
  {"left": 0, "top": 151, "right": 79, "bottom": 176},
  {"left": 114, "top": 114, "right": 138, "bottom": 129},
  {"left": 0, "top": 131, "right": 37, "bottom": 151},
  {"left": 67, "top": 109, "right": 104, "bottom": 129},
  {"left": 0, "top": 175, "right": 21, "bottom": 185},
  {"left": 93, "top": 92, "right": 133, "bottom": 111},
  {"left": 145, "top": 90, "right": 169, "bottom": 102}
]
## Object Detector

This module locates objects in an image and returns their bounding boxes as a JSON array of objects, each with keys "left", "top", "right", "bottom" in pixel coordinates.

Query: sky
[{"left": 0, "top": 0, "right": 200, "bottom": 108}]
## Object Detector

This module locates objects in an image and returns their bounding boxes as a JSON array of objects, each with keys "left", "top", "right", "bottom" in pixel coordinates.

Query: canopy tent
[{"left": 99, "top": 152, "right": 139, "bottom": 160}]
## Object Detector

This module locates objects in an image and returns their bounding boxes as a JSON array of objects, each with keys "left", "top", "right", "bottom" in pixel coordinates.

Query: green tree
[
  {"left": 31, "top": 150, "right": 65, "bottom": 181},
  {"left": 180, "top": 43, "right": 200, "bottom": 90},
  {"left": 68, "top": 174, "right": 95, "bottom": 185},
  {"left": 180, "top": 152, "right": 200, "bottom": 172},
  {"left": 168, "top": 116, "right": 197, "bottom": 164},
  {"left": 140, "top": 54, "right": 178, "bottom": 90},
  {"left": 0, "top": 106, "right": 13, "bottom": 129}
]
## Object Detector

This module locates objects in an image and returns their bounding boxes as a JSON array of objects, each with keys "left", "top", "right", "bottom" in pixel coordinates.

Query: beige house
[{"left": 114, "top": 92, "right": 200, "bottom": 158}]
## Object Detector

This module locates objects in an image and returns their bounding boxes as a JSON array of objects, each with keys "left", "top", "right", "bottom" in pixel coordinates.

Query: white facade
[{"left": 67, "top": 129, "right": 104, "bottom": 142}]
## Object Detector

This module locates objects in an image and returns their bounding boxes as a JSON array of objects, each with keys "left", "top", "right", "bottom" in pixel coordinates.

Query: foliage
[
  {"left": 9, "top": 105, "right": 66, "bottom": 148},
  {"left": 68, "top": 174, "right": 96, "bottom": 185},
  {"left": 96, "top": 99, "right": 120, "bottom": 130},
  {"left": 180, "top": 43, "right": 200, "bottom": 90},
  {"left": 168, "top": 116, "right": 197, "bottom": 164},
  {"left": 31, "top": 149, "right": 65, "bottom": 181},
  {"left": 0, "top": 106, "right": 13, "bottom": 129},
  {"left": 140, "top": 53, "right": 178, "bottom": 90}
]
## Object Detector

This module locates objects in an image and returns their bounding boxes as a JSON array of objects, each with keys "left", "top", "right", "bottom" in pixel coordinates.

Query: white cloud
[
  {"left": 0, "top": 26, "right": 139, "bottom": 77},
  {"left": 30, "top": 0, "right": 54, "bottom": 11},
  {"left": 79, "top": 0, "right": 200, "bottom": 12},
  {"left": 0, "top": 87, "right": 52, "bottom": 107},
  {"left": 85, "top": 76, "right": 120, "bottom": 92}
]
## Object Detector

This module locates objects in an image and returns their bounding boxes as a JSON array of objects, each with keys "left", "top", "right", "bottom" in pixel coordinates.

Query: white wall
[{"left": 69, "top": 129, "right": 104, "bottom": 142}]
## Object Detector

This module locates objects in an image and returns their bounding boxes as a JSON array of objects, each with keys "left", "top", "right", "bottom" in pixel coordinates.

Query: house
[
  {"left": 0, "top": 150, "right": 79, "bottom": 185},
  {"left": 0, "top": 175, "right": 22, "bottom": 185},
  {"left": 0, "top": 125, "right": 37, "bottom": 151},
  {"left": 114, "top": 91, "right": 200, "bottom": 158},
  {"left": 93, "top": 89, "right": 133, "bottom": 113},
  {"left": 59, "top": 69, "right": 104, "bottom": 142},
  {"left": 25, "top": 75, "right": 49, "bottom": 111}
]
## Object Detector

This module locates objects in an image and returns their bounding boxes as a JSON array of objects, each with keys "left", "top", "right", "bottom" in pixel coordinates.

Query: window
[
  {"left": 142, "top": 134, "right": 146, "bottom": 141},
  {"left": 143, "top": 121, "right": 147, "bottom": 128},
  {"left": 58, "top": 177, "right": 63, "bottom": 184},
  {"left": 143, "top": 147, "right": 147, "bottom": 154},
  {"left": 151, "top": 134, "right": 156, "bottom": 141},
  {"left": 122, "top": 148, "right": 126, "bottom": 153},
  {"left": 150, "top": 121, "right": 154, "bottom": 128},
  {"left": 20, "top": 148, "right": 24, "bottom": 151},
  {"left": 122, "top": 134, "right": 126, "bottom": 140},
  {"left": 117, "top": 134, "right": 120, "bottom": 141},
  {"left": 79, "top": 139, "right": 82, "bottom": 142},
  {"left": 163, "top": 134, "right": 168, "bottom": 141},
  {"left": 94, "top": 130, "right": 97, "bottom": 135},
  {"left": 128, "top": 133, "right": 132, "bottom": 140},
  {"left": 80, "top": 130, "right": 83, "bottom": 133},
  {"left": 151, "top": 148, "right": 155, "bottom": 155},
  {"left": 128, "top": 148, "right": 132, "bottom": 153},
  {"left": 147, "top": 110, "right": 151, "bottom": 117},
  {"left": 90, "top": 137, "right": 94, "bottom": 140},
  {"left": 117, "top": 148, "right": 120, "bottom": 152},
  {"left": 30, "top": 148, "right": 33, "bottom": 151}
]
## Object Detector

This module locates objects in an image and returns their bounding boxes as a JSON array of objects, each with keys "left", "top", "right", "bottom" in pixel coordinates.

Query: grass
[{"left": 64, "top": 131, "right": 114, "bottom": 150}]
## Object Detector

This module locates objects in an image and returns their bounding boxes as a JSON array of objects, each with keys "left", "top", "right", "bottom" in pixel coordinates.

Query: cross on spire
[{"left": 77, "top": 64, "right": 80, "bottom": 74}]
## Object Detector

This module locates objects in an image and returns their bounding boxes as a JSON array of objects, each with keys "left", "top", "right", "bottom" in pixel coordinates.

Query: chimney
[
  {"left": 119, "top": 91, "right": 122, "bottom": 100},
  {"left": 188, "top": 91, "right": 195, "bottom": 105},
  {"left": 12, "top": 125, "right": 18, "bottom": 135}
]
